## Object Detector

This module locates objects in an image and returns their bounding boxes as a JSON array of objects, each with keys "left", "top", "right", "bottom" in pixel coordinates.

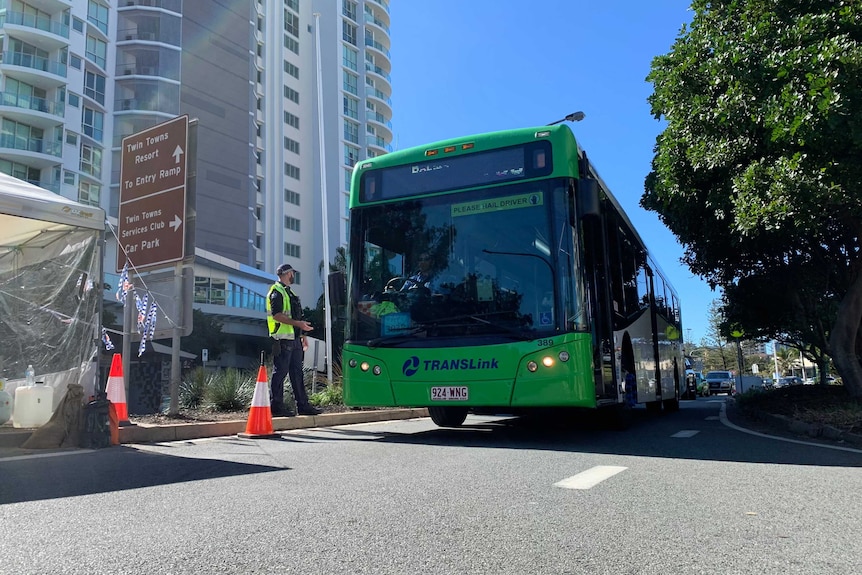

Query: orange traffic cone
[
  {"left": 105, "top": 353, "right": 132, "bottom": 426},
  {"left": 238, "top": 364, "right": 279, "bottom": 439}
]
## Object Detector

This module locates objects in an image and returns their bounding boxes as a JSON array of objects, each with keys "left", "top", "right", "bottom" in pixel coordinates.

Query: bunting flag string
[
  {"left": 115, "top": 262, "right": 131, "bottom": 304},
  {"left": 135, "top": 293, "right": 149, "bottom": 333},
  {"left": 101, "top": 328, "right": 115, "bottom": 351}
]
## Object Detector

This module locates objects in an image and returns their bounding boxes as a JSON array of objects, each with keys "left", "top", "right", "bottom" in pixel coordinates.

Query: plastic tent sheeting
[{"left": 0, "top": 172, "right": 106, "bottom": 410}]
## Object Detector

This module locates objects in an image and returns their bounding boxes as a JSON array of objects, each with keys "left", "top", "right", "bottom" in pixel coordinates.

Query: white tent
[{"left": 0, "top": 172, "right": 106, "bottom": 409}]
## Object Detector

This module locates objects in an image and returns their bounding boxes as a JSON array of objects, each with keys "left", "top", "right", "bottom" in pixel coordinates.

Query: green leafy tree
[{"left": 643, "top": 0, "right": 862, "bottom": 396}]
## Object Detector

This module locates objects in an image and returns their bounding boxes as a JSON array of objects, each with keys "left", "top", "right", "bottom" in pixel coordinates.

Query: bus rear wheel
[{"left": 428, "top": 406, "right": 469, "bottom": 427}]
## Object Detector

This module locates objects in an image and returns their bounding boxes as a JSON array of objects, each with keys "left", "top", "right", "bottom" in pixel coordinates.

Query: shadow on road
[
  {"left": 0, "top": 444, "right": 287, "bottom": 505},
  {"left": 297, "top": 398, "right": 862, "bottom": 468}
]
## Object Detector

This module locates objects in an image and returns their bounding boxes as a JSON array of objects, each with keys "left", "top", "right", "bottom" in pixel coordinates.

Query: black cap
[{"left": 276, "top": 263, "right": 294, "bottom": 276}]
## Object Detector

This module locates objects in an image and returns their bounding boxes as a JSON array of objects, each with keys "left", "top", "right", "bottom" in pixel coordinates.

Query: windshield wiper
[{"left": 367, "top": 326, "right": 426, "bottom": 349}]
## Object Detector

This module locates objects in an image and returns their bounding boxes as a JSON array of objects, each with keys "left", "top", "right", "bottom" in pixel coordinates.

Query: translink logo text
[{"left": 401, "top": 356, "right": 499, "bottom": 377}]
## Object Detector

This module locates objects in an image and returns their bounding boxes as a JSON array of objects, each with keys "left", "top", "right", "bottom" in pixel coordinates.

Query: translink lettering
[{"left": 422, "top": 358, "right": 499, "bottom": 371}]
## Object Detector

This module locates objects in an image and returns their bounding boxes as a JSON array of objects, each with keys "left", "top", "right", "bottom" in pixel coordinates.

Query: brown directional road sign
[{"left": 117, "top": 115, "right": 189, "bottom": 272}]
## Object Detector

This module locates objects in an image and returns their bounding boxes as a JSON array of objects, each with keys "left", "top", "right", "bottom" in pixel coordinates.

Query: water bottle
[{"left": 25, "top": 364, "right": 35, "bottom": 386}]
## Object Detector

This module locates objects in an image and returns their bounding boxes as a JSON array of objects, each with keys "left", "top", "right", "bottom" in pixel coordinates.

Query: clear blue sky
[{"left": 388, "top": 0, "right": 716, "bottom": 344}]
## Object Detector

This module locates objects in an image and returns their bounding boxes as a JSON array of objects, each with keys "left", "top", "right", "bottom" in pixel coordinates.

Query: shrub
[
  {"left": 179, "top": 367, "right": 210, "bottom": 409},
  {"left": 310, "top": 382, "right": 343, "bottom": 406},
  {"left": 205, "top": 368, "right": 255, "bottom": 411}
]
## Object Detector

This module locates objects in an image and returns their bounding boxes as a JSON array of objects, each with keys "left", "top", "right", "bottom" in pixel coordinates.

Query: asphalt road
[{"left": 2, "top": 397, "right": 860, "bottom": 575}]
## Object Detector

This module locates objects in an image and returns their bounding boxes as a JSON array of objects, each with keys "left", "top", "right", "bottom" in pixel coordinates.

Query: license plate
[{"left": 431, "top": 386, "right": 469, "bottom": 401}]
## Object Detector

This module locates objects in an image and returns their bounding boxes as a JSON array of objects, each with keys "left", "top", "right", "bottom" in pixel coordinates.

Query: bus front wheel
[{"left": 428, "top": 406, "right": 468, "bottom": 427}]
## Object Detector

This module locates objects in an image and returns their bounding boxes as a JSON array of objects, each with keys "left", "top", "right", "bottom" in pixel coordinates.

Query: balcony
[
  {"left": 120, "top": 0, "right": 182, "bottom": 12},
  {"left": 0, "top": 51, "right": 67, "bottom": 80},
  {"left": 0, "top": 133, "right": 63, "bottom": 167},
  {"left": 0, "top": 10, "right": 70, "bottom": 40},
  {"left": 368, "top": 0, "right": 390, "bottom": 16},
  {"left": 366, "top": 134, "right": 392, "bottom": 153},
  {"left": 364, "top": 62, "right": 391, "bottom": 84},
  {"left": 364, "top": 37, "right": 391, "bottom": 62},
  {"left": 364, "top": 13, "right": 390, "bottom": 36},
  {"left": 366, "top": 111, "right": 393, "bottom": 140},
  {"left": 364, "top": 85, "right": 392, "bottom": 116},
  {"left": 0, "top": 91, "right": 64, "bottom": 118}
]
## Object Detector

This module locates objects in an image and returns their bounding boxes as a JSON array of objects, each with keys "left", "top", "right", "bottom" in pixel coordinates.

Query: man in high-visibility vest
[{"left": 267, "top": 264, "right": 321, "bottom": 416}]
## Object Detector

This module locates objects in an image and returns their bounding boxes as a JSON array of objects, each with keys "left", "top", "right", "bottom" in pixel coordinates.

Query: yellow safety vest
[{"left": 266, "top": 282, "right": 295, "bottom": 338}]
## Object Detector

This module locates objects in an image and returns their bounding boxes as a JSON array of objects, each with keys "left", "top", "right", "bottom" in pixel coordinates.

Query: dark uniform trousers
[{"left": 271, "top": 338, "right": 310, "bottom": 411}]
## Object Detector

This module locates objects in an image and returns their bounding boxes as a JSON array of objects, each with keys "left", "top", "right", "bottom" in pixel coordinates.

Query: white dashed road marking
[
  {"left": 671, "top": 430, "right": 700, "bottom": 438},
  {"left": 554, "top": 465, "right": 628, "bottom": 490}
]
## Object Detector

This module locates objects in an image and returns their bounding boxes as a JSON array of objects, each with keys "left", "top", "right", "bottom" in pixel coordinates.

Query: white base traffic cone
[
  {"left": 238, "top": 364, "right": 279, "bottom": 439},
  {"left": 105, "top": 353, "right": 132, "bottom": 426}
]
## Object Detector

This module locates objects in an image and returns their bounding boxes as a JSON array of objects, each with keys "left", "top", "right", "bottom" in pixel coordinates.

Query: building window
[
  {"left": 0, "top": 159, "right": 39, "bottom": 183},
  {"left": 344, "top": 168, "right": 353, "bottom": 192},
  {"left": 284, "top": 61, "right": 299, "bottom": 79},
  {"left": 85, "top": 36, "right": 106, "bottom": 69},
  {"left": 65, "top": 131, "right": 78, "bottom": 146},
  {"left": 284, "top": 136, "right": 300, "bottom": 155},
  {"left": 72, "top": 17, "right": 85, "bottom": 33},
  {"left": 285, "top": 189, "right": 300, "bottom": 205},
  {"left": 284, "top": 111, "right": 300, "bottom": 129},
  {"left": 64, "top": 170, "right": 76, "bottom": 185},
  {"left": 284, "top": 216, "right": 300, "bottom": 232},
  {"left": 342, "top": 46, "right": 358, "bottom": 71},
  {"left": 84, "top": 71, "right": 105, "bottom": 105},
  {"left": 343, "top": 96, "right": 358, "bottom": 119},
  {"left": 82, "top": 107, "right": 103, "bottom": 142},
  {"left": 342, "top": 71, "right": 358, "bottom": 95},
  {"left": 284, "top": 85, "right": 299, "bottom": 104},
  {"left": 67, "top": 92, "right": 80, "bottom": 108},
  {"left": 79, "top": 143, "right": 102, "bottom": 178},
  {"left": 69, "top": 54, "right": 83, "bottom": 70},
  {"left": 284, "top": 11, "right": 299, "bottom": 37},
  {"left": 343, "top": 0, "right": 357, "bottom": 20},
  {"left": 342, "top": 21, "right": 357, "bottom": 45},
  {"left": 87, "top": 1, "right": 109, "bottom": 35},
  {"left": 284, "top": 35, "right": 299, "bottom": 54},
  {"left": 285, "top": 0, "right": 299, "bottom": 11},
  {"left": 344, "top": 121, "right": 359, "bottom": 144},
  {"left": 344, "top": 145, "right": 359, "bottom": 167},
  {"left": 78, "top": 181, "right": 100, "bottom": 207},
  {"left": 284, "top": 163, "right": 300, "bottom": 180},
  {"left": 284, "top": 243, "right": 301, "bottom": 258}
]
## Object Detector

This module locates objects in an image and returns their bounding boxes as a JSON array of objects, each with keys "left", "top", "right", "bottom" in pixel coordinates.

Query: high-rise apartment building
[{"left": 0, "top": 0, "right": 394, "bottom": 371}]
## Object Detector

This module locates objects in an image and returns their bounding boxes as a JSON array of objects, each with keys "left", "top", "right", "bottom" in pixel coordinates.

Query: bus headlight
[
  {"left": 349, "top": 359, "right": 357, "bottom": 368},
  {"left": 372, "top": 365, "right": 382, "bottom": 376},
  {"left": 527, "top": 361, "right": 538, "bottom": 372},
  {"left": 360, "top": 361, "right": 370, "bottom": 372},
  {"left": 542, "top": 356, "right": 554, "bottom": 368},
  {"left": 558, "top": 351, "right": 570, "bottom": 362}
]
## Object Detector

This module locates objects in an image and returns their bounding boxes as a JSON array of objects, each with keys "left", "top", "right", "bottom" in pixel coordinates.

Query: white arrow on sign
[
  {"left": 172, "top": 145, "right": 184, "bottom": 164},
  {"left": 169, "top": 215, "right": 183, "bottom": 231}
]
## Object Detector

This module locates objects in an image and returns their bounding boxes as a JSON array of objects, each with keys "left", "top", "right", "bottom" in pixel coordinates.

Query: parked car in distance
[
  {"left": 705, "top": 370, "right": 735, "bottom": 395},
  {"left": 775, "top": 376, "right": 803, "bottom": 387}
]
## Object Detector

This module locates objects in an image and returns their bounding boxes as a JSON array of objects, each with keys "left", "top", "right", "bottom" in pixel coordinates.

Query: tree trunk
[{"left": 829, "top": 265, "right": 862, "bottom": 398}]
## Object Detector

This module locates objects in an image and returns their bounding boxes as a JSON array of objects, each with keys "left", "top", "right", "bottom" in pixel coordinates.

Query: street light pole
[{"left": 313, "top": 12, "right": 333, "bottom": 386}]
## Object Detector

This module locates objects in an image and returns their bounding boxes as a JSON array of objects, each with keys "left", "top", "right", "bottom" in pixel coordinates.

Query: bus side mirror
[
  {"left": 578, "top": 178, "right": 600, "bottom": 219},
  {"left": 328, "top": 271, "right": 346, "bottom": 310}
]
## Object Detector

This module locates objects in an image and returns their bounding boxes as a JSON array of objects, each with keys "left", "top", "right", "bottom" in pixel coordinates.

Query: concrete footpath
[{"left": 0, "top": 408, "right": 430, "bottom": 458}]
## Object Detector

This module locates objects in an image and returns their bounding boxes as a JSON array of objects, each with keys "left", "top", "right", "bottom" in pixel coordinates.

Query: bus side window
[{"left": 637, "top": 262, "right": 650, "bottom": 309}]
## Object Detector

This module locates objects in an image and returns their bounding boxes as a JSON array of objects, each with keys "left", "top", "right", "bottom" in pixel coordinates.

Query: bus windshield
[{"left": 348, "top": 179, "right": 579, "bottom": 345}]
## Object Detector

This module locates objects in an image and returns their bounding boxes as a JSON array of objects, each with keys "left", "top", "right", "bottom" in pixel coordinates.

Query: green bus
[{"left": 339, "top": 123, "right": 684, "bottom": 427}]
